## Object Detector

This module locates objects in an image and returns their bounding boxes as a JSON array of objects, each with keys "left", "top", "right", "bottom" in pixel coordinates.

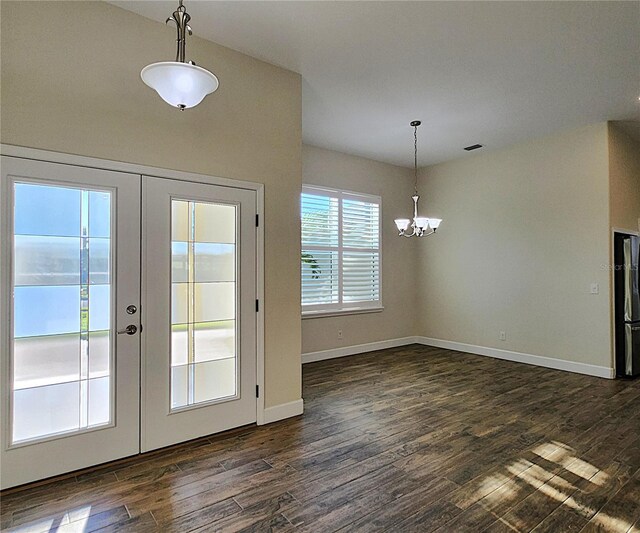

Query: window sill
[{"left": 302, "top": 306, "right": 384, "bottom": 319}]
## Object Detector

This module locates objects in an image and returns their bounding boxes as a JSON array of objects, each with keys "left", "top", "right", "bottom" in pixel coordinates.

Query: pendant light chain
[{"left": 414, "top": 123, "right": 418, "bottom": 196}]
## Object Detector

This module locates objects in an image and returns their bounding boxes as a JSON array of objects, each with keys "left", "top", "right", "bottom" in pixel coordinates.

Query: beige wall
[
  {"left": 608, "top": 122, "right": 640, "bottom": 234},
  {"left": 416, "top": 123, "right": 612, "bottom": 368},
  {"left": 0, "top": 1, "right": 302, "bottom": 408},
  {"left": 301, "top": 145, "right": 418, "bottom": 354}
]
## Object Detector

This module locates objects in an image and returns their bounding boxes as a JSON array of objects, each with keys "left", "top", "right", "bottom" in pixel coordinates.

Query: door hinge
[
  {"left": 256, "top": 214, "right": 259, "bottom": 227},
  {"left": 256, "top": 385, "right": 260, "bottom": 398},
  {"left": 256, "top": 299, "right": 259, "bottom": 312}
]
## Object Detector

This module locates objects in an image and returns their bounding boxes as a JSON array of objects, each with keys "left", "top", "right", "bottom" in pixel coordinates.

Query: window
[{"left": 301, "top": 185, "right": 381, "bottom": 315}]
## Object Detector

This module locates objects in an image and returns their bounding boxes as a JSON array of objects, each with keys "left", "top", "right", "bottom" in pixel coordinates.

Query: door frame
[
  {"left": 0, "top": 144, "right": 267, "bottom": 426},
  {"left": 611, "top": 228, "right": 640, "bottom": 376}
]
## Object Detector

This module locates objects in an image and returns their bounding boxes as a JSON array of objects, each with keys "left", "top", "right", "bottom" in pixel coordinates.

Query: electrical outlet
[
  {"left": 499, "top": 331, "right": 506, "bottom": 341},
  {"left": 590, "top": 283, "right": 599, "bottom": 294},
  {"left": 338, "top": 329, "right": 343, "bottom": 340}
]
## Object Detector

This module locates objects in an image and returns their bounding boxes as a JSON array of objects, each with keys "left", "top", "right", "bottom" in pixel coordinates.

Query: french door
[
  {"left": 0, "top": 157, "right": 257, "bottom": 489},
  {"left": 0, "top": 157, "right": 141, "bottom": 489},
  {"left": 141, "top": 177, "right": 257, "bottom": 451}
]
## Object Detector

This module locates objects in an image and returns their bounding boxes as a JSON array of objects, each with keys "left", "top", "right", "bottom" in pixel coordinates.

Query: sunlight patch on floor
[
  {"left": 591, "top": 511, "right": 635, "bottom": 532},
  {"left": 531, "top": 440, "right": 608, "bottom": 485},
  {"left": 8, "top": 518, "right": 54, "bottom": 533},
  {"left": 476, "top": 472, "right": 511, "bottom": 497},
  {"left": 8, "top": 505, "right": 92, "bottom": 533},
  {"left": 472, "top": 441, "right": 628, "bottom": 530}
]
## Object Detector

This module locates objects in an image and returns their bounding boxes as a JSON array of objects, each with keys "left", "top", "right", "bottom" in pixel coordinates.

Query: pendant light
[
  {"left": 141, "top": 0, "right": 219, "bottom": 110},
  {"left": 394, "top": 121, "right": 442, "bottom": 237}
]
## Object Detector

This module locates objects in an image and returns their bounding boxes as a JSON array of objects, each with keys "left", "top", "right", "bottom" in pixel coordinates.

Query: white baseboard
[
  {"left": 260, "top": 399, "right": 304, "bottom": 425},
  {"left": 415, "top": 336, "right": 615, "bottom": 379},
  {"left": 301, "top": 335, "right": 614, "bottom": 379},
  {"left": 302, "top": 336, "right": 421, "bottom": 364}
]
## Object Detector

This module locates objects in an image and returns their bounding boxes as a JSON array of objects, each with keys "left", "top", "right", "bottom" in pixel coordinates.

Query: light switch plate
[{"left": 590, "top": 283, "right": 599, "bottom": 294}]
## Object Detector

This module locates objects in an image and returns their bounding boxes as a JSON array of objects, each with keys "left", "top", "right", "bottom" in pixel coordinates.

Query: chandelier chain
[{"left": 414, "top": 124, "right": 418, "bottom": 195}]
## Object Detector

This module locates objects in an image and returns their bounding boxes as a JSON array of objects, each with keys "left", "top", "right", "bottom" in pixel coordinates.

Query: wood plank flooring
[{"left": 2, "top": 344, "right": 640, "bottom": 532}]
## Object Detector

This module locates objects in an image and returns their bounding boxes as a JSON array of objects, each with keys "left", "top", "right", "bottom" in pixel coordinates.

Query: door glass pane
[
  {"left": 89, "top": 238, "right": 110, "bottom": 284},
  {"left": 193, "top": 359, "right": 236, "bottom": 404},
  {"left": 14, "top": 335, "right": 80, "bottom": 389},
  {"left": 171, "top": 283, "right": 188, "bottom": 324},
  {"left": 171, "top": 325, "right": 188, "bottom": 366},
  {"left": 88, "top": 284, "right": 110, "bottom": 331},
  {"left": 13, "top": 382, "right": 80, "bottom": 443},
  {"left": 172, "top": 242, "right": 188, "bottom": 282},
  {"left": 170, "top": 199, "right": 237, "bottom": 409},
  {"left": 88, "top": 377, "right": 110, "bottom": 426},
  {"left": 89, "top": 191, "right": 111, "bottom": 238},
  {"left": 14, "top": 235, "right": 81, "bottom": 286},
  {"left": 14, "top": 184, "right": 81, "bottom": 237},
  {"left": 171, "top": 365, "right": 188, "bottom": 409},
  {"left": 194, "top": 243, "right": 235, "bottom": 282},
  {"left": 11, "top": 182, "right": 113, "bottom": 444},
  {"left": 194, "top": 203, "right": 236, "bottom": 243},
  {"left": 171, "top": 200, "right": 190, "bottom": 242},
  {"left": 14, "top": 285, "right": 80, "bottom": 337},
  {"left": 194, "top": 282, "right": 235, "bottom": 322},
  {"left": 88, "top": 331, "right": 110, "bottom": 378},
  {"left": 194, "top": 320, "right": 235, "bottom": 363}
]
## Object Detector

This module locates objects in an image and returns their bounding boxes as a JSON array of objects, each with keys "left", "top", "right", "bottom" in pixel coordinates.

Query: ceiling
[{"left": 111, "top": 1, "right": 640, "bottom": 167}]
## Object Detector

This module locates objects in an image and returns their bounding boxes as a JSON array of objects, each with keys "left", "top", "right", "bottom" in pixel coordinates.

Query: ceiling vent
[{"left": 464, "top": 144, "right": 484, "bottom": 151}]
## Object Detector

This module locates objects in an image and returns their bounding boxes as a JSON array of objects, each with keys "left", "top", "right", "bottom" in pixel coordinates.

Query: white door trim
[{"left": 0, "top": 144, "right": 267, "bottom": 427}]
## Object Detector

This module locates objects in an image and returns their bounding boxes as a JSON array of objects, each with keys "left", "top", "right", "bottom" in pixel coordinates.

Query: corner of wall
[{"left": 259, "top": 398, "right": 304, "bottom": 425}]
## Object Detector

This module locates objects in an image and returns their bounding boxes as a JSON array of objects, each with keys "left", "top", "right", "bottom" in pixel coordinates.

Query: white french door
[
  {"left": 141, "top": 177, "right": 257, "bottom": 451},
  {"left": 0, "top": 157, "right": 258, "bottom": 489},
  {"left": 0, "top": 157, "right": 141, "bottom": 489}
]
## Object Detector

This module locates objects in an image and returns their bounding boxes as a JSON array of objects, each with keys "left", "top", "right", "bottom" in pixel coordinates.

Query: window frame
[{"left": 301, "top": 185, "right": 383, "bottom": 318}]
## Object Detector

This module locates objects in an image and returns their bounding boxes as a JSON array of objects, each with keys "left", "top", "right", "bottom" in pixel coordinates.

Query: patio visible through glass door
[{"left": 170, "top": 198, "right": 238, "bottom": 408}]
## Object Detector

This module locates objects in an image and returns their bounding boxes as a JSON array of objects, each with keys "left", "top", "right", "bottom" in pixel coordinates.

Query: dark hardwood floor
[{"left": 2, "top": 344, "right": 640, "bottom": 532}]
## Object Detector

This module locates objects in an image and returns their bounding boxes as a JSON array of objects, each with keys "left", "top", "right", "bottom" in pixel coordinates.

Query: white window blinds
[{"left": 301, "top": 186, "right": 381, "bottom": 312}]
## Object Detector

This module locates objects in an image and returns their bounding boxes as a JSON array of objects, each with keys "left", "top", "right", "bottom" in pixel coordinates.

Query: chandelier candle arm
[
  {"left": 394, "top": 120, "right": 443, "bottom": 238},
  {"left": 141, "top": 0, "right": 219, "bottom": 110}
]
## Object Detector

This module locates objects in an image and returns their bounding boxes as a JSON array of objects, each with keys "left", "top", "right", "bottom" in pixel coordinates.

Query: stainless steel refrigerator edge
[{"left": 614, "top": 233, "right": 640, "bottom": 377}]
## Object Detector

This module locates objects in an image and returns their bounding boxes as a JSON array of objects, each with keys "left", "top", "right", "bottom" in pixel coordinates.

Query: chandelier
[
  {"left": 141, "top": 0, "right": 219, "bottom": 110},
  {"left": 394, "top": 121, "right": 442, "bottom": 237}
]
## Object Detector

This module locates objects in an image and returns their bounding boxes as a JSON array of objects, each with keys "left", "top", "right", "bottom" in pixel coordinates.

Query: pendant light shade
[
  {"left": 394, "top": 218, "right": 411, "bottom": 232},
  {"left": 141, "top": 62, "right": 219, "bottom": 110},
  {"left": 141, "top": 0, "right": 218, "bottom": 110}
]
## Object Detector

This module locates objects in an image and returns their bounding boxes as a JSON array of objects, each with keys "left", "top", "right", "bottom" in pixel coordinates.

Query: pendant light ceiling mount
[
  {"left": 141, "top": 0, "right": 219, "bottom": 110},
  {"left": 394, "top": 120, "right": 442, "bottom": 238}
]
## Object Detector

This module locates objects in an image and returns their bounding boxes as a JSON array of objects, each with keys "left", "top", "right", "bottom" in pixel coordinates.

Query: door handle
[{"left": 117, "top": 325, "right": 138, "bottom": 335}]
